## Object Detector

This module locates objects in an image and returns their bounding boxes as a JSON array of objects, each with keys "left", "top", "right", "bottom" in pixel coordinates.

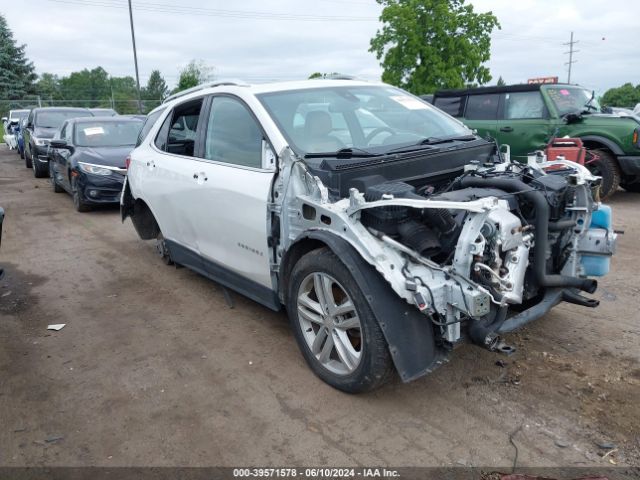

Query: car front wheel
[
  {"left": 586, "top": 149, "right": 620, "bottom": 199},
  {"left": 287, "top": 247, "right": 393, "bottom": 393},
  {"left": 71, "top": 177, "right": 91, "bottom": 212}
]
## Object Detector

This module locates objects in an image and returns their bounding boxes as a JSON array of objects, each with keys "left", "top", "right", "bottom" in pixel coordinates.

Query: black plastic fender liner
[{"left": 284, "top": 230, "right": 447, "bottom": 382}]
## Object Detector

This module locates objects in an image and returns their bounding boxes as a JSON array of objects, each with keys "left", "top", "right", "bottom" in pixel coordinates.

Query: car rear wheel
[
  {"left": 155, "top": 232, "right": 174, "bottom": 265},
  {"left": 287, "top": 247, "right": 393, "bottom": 393},
  {"left": 586, "top": 149, "right": 620, "bottom": 199},
  {"left": 25, "top": 147, "right": 32, "bottom": 169}
]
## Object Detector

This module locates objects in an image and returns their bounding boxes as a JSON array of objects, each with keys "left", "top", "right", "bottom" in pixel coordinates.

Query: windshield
[
  {"left": 74, "top": 121, "right": 143, "bottom": 147},
  {"left": 546, "top": 86, "right": 601, "bottom": 116},
  {"left": 36, "top": 110, "right": 91, "bottom": 128},
  {"left": 10, "top": 110, "right": 29, "bottom": 121},
  {"left": 258, "top": 85, "right": 470, "bottom": 155}
]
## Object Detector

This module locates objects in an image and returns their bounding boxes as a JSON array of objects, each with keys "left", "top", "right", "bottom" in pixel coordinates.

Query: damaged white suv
[{"left": 122, "top": 79, "right": 616, "bottom": 393}]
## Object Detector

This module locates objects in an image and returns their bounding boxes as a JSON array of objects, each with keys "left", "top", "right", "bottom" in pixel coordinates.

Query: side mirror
[
  {"left": 50, "top": 139, "right": 70, "bottom": 149},
  {"left": 563, "top": 112, "right": 582, "bottom": 124}
]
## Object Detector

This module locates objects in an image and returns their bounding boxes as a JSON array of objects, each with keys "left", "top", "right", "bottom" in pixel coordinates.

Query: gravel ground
[{"left": 0, "top": 145, "right": 638, "bottom": 468}]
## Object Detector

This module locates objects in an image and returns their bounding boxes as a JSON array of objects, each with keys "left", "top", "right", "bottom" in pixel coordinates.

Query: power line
[
  {"left": 42, "top": 0, "right": 377, "bottom": 22},
  {"left": 127, "top": 0, "right": 143, "bottom": 113},
  {"left": 563, "top": 31, "right": 579, "bottom": 84}
]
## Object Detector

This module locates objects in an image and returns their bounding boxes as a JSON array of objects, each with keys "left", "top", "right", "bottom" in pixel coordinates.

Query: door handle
[
  {"left": 146, "top": 160, "right": 155, "bottom": 168},
  {"left": 500, "top": 126, "right": 514, "bottom": 133},
  {"left": 194, "top": 172, "right": 208, "bottom": 182}
]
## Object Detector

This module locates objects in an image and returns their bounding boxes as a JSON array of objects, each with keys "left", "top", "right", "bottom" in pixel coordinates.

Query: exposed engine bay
[{"left": 272, "top": 141, "right": 617, "bottom": 378}]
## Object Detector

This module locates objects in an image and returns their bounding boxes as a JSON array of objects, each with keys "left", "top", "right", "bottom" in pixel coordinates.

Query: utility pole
[
  {"left": 127, "top": 0, "right": 143, "bottom": 113},
  {"left": 109, "top": 77, "right": 115, "bottom": 110},
  {"left": 563, "top": 31, "right": 579, "bottom": 84}
]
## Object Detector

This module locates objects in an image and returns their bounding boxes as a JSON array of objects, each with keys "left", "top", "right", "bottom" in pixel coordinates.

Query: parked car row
[
  {"left": 3, "top": 106, "right": 144, "bottom": 212},
  {"left": 428, "top": 83, "right": 640, "bottom": 198},
  {"left": 5, "top": 80, "right": 618, "bottom": 393}
]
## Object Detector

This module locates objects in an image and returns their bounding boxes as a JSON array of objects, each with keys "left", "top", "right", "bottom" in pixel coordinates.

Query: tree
[
  {"left": 174, "top": 60, "right": 214, "bottom": 93},
  {"left": 496, "top": 75, "right": 506, "bottom": 86},
  {"left": 0, "top": 13, "right": 37, "bottom": 115},
  {"left": 59, "top": 67, "right": 111, "bottom": 108},
  {"left": 601, "top": 83, "right": 640, "bottom": 108},
  {"left": 143, "top": 70, "right": 169, "bottom": 103},
  {"left": 369, "top": 0, "right": 500, "bottom": 95},
  {"left": 35, "top": 73, "right": 63, "bottom": 102}
]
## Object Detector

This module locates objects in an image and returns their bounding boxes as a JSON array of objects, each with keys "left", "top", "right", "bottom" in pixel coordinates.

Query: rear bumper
[
  {"left": 618, "top": 155, "right": 640, "bottom": 175},
  {"left": 77, "top": 172, "right": 125, "bottom": 204}
]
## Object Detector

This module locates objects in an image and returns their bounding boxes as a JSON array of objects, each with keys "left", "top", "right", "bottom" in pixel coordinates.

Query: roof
[
  {"left": 33, "top": 106, "right": 92, "bottom": 112},
  {"left": 70, "top": 116, "right": 143, "bottom": 124},
  {"left": 434, "top": 83, "right": 576, "bottom": 97},
  {"left": 151, "top": 78, "right": 380, "bottom": 114}
]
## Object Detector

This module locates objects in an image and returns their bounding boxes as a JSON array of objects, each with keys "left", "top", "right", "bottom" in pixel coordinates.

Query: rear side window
[
  {"left": 465, "top": 94, "right": 500, "bottom": 120},
  {"left": 136, "top": 108, "right": 165, "bottom": 146},
  {"left": 434, "top": 96, "right": 464, "bottom": 117},
  {"left": 154, "top": 99, "right": 203, "bottom": 157},
  {"left": 503, "top": 91, "right": 546, "bottom": 119}
]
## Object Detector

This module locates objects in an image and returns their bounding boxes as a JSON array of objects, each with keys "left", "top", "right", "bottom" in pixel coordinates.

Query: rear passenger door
[
  {"left": 461, "top": 94, "right": 499, "bottom": 141},
  {"left": 143, "top": 98, "right": 207, "bottom": 269},
  {"left": 495, "top": 90, "right": 553, "bottom": 160},
  {"left": 191, "top": 95, "right": 276, "bottom": 297}
]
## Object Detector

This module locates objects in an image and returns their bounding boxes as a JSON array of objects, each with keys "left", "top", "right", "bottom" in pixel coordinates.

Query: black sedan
[{"left": 48, "top": 117, "right": 143, "bottom": 212}]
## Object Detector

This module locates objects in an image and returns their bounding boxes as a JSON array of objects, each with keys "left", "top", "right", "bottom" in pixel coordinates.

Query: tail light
[
  {"left": 633, "top": 128, "right": 640, "bottom": 148},
  {"left": 125, "top": 155, "right": 131, "bottom": 169}
]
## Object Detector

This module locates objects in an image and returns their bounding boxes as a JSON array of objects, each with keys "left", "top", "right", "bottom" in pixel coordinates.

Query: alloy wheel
[{"left": 296, "top": 272, "right": 362, "bottom": 375}]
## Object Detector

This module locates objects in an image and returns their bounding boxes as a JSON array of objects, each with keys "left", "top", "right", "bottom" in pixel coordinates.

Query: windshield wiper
[
  {"left": 582, "top": 90, "right": 598, "bottom": 113},
  {"left": 385, "top": 134, "right": 477, "bottom": 154},
  {"left": 304, "top": 147, "right": 381, "bottom": 159}
]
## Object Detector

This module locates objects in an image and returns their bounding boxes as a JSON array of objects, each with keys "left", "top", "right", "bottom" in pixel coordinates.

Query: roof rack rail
[
  {"left": 163, "top": 79, "right": 248, "bottom": 104},
  {"left": 321, "top": 74, "right": 359, "bottom": 80}
]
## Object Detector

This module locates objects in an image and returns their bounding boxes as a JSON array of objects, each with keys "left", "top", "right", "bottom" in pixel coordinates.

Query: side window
[
  {"left": 65, "top": 123, "right": 73, "bottom": 143},
  {"left": 503, "top": 91, "right": 546, "bottom": 119},
  {"left": 154, "top": 99, "right": 203, "bottom": 156},
  {"left": 154, "top": 113, "right": 172, "bottom": 151},
  {"left": 204, "top": 97, "right": 263, "bottom": 168},
  {"left": 57, "top": 123, "right": 66, "bottom": 140},
  {"left": 137, "top": 108, "right": 165, "bottom": 146},
  {"left": 434, "top": 96, "right": 463, "bottom": 117},
  {"left": 465, "top": 94, "right": 500, "bottom": 120},
  {"left": 27, "top": 111, "right": 34, "bottom": 128}
]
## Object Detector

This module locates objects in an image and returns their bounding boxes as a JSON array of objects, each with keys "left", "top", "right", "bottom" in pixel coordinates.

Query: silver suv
[{"left": 122, "top": 79, "right": 616, "bottom": 393}]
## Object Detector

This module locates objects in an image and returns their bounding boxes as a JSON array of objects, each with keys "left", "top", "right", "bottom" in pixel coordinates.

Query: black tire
[
  {"left": 71, "top": 177, "right": 91, "bottom": 212},
  {"left": 621, "top": 182, "right": 640, "bottom": 193},
  {"left": 32, "top": 156, "right": 48, "bottom": 178},
  {"left": 49, "top": 164, "right": 63, "bottom": 193},
  {"left": 586, "top": 149, "right": 620, "bottom": 200},
  {"left": 25, "top": 146, "right": 33, "bottom": 169},
  {"left": 155, "top": 232, "right": 174, "bottom": 265},
  {"left": 19, "top": 147, "right": 24, "bottom": 159},
  {"left": 287, "top": 247, "right": 394, "bottom": 393}
]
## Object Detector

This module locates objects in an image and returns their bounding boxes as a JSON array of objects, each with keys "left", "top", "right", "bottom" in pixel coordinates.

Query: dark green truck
[{"left": 432, "top": 83, "right": 640, "bottom": 198}]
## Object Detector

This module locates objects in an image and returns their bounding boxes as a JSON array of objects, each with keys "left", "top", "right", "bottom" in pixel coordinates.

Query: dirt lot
[{"left": 0, "top": 145, "right": 638, "bottom": 468}]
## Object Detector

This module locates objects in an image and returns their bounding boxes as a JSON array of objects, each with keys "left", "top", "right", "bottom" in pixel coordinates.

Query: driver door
[{"left": 190, "top": 95, "right": 276, "bottom": 299}]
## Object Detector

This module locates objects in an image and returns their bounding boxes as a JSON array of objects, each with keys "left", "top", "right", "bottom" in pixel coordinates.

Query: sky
[{"left": 2, "top": 0, "right": 638, "bottom": 96}]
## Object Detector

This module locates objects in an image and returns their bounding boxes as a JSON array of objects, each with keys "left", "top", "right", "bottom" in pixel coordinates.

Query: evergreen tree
[
  {"left": 143, "top": 70, "right": 169, "bottom": 103},
  {"left": 0, "top": 13, "right": 37, "bottom": 113}
]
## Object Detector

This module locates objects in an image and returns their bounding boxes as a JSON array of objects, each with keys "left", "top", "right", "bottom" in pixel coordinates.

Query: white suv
[{"left": 122, "top": 79, "right": 615, "bottom": 393}]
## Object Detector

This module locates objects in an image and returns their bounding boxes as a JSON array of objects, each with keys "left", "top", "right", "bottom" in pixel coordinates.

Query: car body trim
[{"left": 165, "top": 239, "right": 281, "bottom": 311}]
